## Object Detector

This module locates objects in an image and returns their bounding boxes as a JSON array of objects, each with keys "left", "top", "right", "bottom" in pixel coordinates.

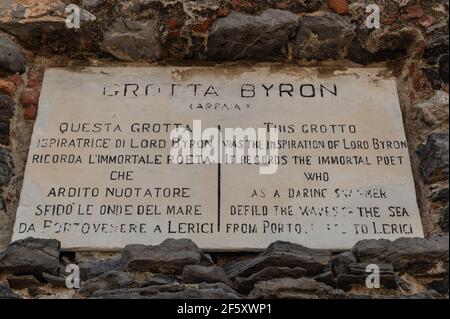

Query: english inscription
[{"left": 12, "top": 67, "right": 424, "bottom": 250}]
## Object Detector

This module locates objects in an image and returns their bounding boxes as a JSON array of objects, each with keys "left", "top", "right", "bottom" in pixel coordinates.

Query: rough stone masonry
[{"left": 0, "top": 0, "right": 449, "bottom": 299}]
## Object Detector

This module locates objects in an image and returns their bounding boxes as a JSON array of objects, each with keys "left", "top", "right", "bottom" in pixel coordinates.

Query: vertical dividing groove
[{"left": 217, "top": 124, "right": 221, "bottom": 233}]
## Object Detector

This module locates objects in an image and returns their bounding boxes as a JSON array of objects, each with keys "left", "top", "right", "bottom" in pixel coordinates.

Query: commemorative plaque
[{"left": 12, "top": 67, "right": 424, "bottom": 250}]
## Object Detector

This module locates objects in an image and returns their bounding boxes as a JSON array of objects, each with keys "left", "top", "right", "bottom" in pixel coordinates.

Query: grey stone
[
  {"left": 249, "top": 277, "right": 344, "bottom": 299},
  {"left": 0, "top": 94, "right": 14, "bottom": 146},
  {"left": 140, "top": 274, "right": 178, "bottom": 287},
  {"left": 121, "top": 238, "right": 210, "bottom": 274},
  {"left": 414, "top": 90, "right": 449, "bottom": 128},
  {"left": 313, "top": 271, "right": 337, "bottom": 288},
  {"left": 335, "top": 263, "right": 405, "bottom": 291},
  {"left": 347, "top": 28, "right": 403, "bottom": 65},
  {"left": 227, "top": 241, "right": 331, "bottom": 278},
  {"left": 0, "top": 2, "right": 95, "bottom": 48},
  {"left": 79, "top": 271, "right": 134, "bottom": 296},
  {"left": 439, "top": 54, "right": 449, "bottom": 83},
  {"left": 296, "top": 0, "right": 322, "bottom": 12},
  {"left": 396, "top": 290, "right": 446, "bottom": 299},
  {"left": 79, "top": 256, "right": 121, "bottom": 280},
  {"left": 429, "top": 259, "right": 448, "bottom": 294},
  {"left": 423, "top": 67, "right": 443, "bottom": 90},
  {"left": 0, "top": 237, "right": 61, "bottom": 277},
  {"left": 0, "top": 148, "right": 11, "bottom": 186},
  {"left": 27, "top": 286, "right": 50, "bottom": 298},
  {"left": 352, "top": 235, "right": 449, "bottom": 275},
  {"left": 362, "top": 27, "right": 420, "bottom": 54},
  {"left": 152, "top": 283, "right": 241, "bottom": 299},
  {"left": 0, "top": 94, "right": 14, "bottom": 120},
  {"left": 182, "top": 265, "right": 234, "bottom": 287},
  {"left": 0, "top": 32, "right": 26, "bottom": 74},
  {"left": 440, "top": 207, "right": 449, "bottom": 232},
  {"left": 0, "top": 121, "right": 10, "bottom": 145},
  {"left": 347, "top": 290, "right": 445, "bottom": 299},
  {"left": 0, "top": 283, "right": 20, "bottom": 299},
  {"left": 431, "top": 187, "right": 449, "bottom": 203},
  {"left": 6, "top": 274, "right": 40, "bottom": 289},
  {"left": 92, "top": 282, "right": 241, "bottom": 299},
  {"left": 82, "top": 0, "right": 104, "bottom": 8},
  {"left": 235, "top": 266, "right": 307, "bottom": 294},
  {"left": 428, "top": 276, "right": 449, "bottom": 295},
  {"left": 101, "top": 18, "right": 162, "bottom": 62},
  {"left": 331, "top": 251, "right": 357, "bottom": 276},
  {"left": 42, "top": 272, "right": 67, "bottom": 288},
  {"left": 424, "top": 32, "right": 449, "bottom": 66},
  {"left": 207, "top": 9, "right": 298, "bottom": 60},
  {"left": 293, "top": 12, "right": 355, "bottom": 60},
  {"left": 417, "top": 133, "right": 449, "bottom": 184}
]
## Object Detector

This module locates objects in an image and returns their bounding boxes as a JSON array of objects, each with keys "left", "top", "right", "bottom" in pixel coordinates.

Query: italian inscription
[{"left": 12, "top": 67, "right": 424, "bottom": 250}]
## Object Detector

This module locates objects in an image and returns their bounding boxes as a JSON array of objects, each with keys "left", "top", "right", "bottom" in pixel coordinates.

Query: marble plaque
[{"left": 12, "top": 66, "right": 424, "bottom": 250}]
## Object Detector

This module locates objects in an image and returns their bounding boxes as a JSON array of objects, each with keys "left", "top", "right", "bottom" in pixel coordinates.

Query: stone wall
[{"left": 0, "top": 0, "right": 448, "bottom": 299}]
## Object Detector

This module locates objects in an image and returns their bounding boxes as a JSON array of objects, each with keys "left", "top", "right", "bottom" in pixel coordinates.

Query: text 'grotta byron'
[{"left": 13, "top": 66, "right": 424, "bottom": 250}]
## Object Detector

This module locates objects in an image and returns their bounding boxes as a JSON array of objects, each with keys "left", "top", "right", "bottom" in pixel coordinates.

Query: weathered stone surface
[
  {"left": 0, "top": 32, "right": 26, "bottom": 74},
  {"left": 0, "top": 1, "right": 66, "bottom": 45},
  {"left": 101, "top": 18, "right": 162, "bottom": 62},
  {"left": 182, "top": 265, "right": 234, "bottom": 287},
  {"left": 313, "top": 271, "right": 337, "bottom": 288},
  {"left": 352, "top": 235, "right": 449, "bottom": 275},
  {"left": 207, "top": 9, "right": 297, "bottom": 60},
  {"left": 431, "top": 186, "right": 449, "bottom": 203},
  {"left": 335, "top": 263, "right": 404, "bottom": 291},
  {"left": 0, "top": 1, "right": 95, "bottom": 47},
  {"left": 405, "top": 5, "right": 424, "bottom": 19},
  {"left": 0, "top": 120, "right": 10, "bottom": 144},
  {"left": 249, "top": 277, "right": 343, "bottom": 299},
  {"left": 363, "top": 27, "right": 420, "bottom": 53},
  {"left": 12, "top": 67, "right": 424, "bottom": 250},
  {"left": 331, "top": 251, "right": 357, "bottom": 276},
  {"left": 140, "top": 274, "right": 178, "bottom": 287},
  {"left": 0, "top": 94, "right": 14, "bottom": 146},
  {"left": 79, "top": 271, "right": 134, "bottom": 296},
  {"left": 42, "top": 272, "right": 66, "bottom": 288},
  {"left": 121, "top": 239, "right": 209, "bottom": 274},
  {"left": 414, "top": 90, "right": 449, "bottom": 128},
  {"left": 422, "top": 30, "right": 448, "bottom": 88},
  {"left": 398, "top": 290, "right": 446, "bottom": 299},
  {"left": 293, "top": 12, "right": 355, "bottom": 60},
  {"left": 82, "top": 0, "right": 104, "bottom": 8},
  {"left": 328, "top": 0, "right": 350, "bottom": 14},
  {"left": 428, "top": 275, "right": 449, "bottom": 295},
  {"left": 0, "top": 148, "right": 11, "bottom": 186},
  {"left": 6, "top": 274, "right": 40, "bottom": 289},
  {"left": 295, "top": 0, "right": 323, "bottom": 12},
  {"left": 0, "top": 237, "right": 60, "bottom": 277},
  {"left": 348, "top": 28, "right": 404, "bottom": 65},
  {"left": 439, "top": 54, "right": 449, "bottom": 83},
  {"left": 79, "top": 256, "right": 121, "bottom": 281},
  {"left": 423, "top": 31, "right": 449, "bottom": 66},
  {"left": 27, "top": 286, "right": 50, "bottom": 298},
  {"left": 0, "top": 283, "right": 20, "bottom": 299},
  {"left": 347, "top": 290, "right": 445, "bottom": 299},
  {"left": 0, "top": 87, "right": 16, "bottom": 118},
  {"left": 92, "top": 282, "right": 241, "bottom": 299},
  {"left": 0, "top": 78, "right": 16, "bottom": 96},
  {"left": 228, "top": 241, "right": 331, "bottom": 278},
  {"left": 235, "top": 266, "right": 307, "bottom": 294},
  {"left": 417, "top": 133, "right": 449, "bottom": 184},
  {"left": 423, "top": 67, "right": 443, "bottom": 89},
  {"left": 440, "top": 207, "right": 449, "bottom": 232}
]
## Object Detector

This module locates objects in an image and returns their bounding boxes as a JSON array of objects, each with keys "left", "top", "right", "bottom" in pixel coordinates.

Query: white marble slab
[{"left": 12, "top": 66, "right": 424, "bottom": 250}]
